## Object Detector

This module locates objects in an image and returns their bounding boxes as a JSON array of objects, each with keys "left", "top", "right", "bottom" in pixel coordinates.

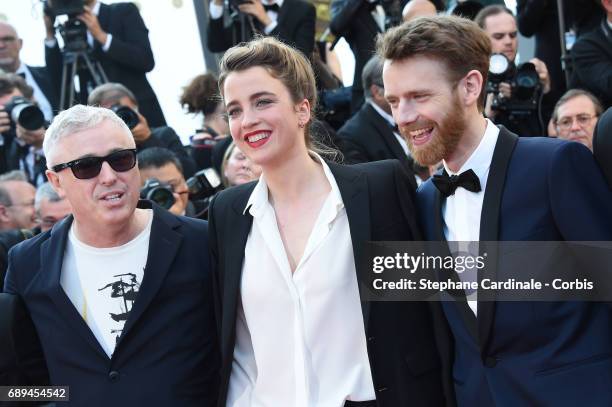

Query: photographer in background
[
  {"left": 552, "top": 89, "right": 603, "bottom": 151},
  {"left": 206, "top": 0, "right": 315, "bottom": 56},
  {"left": 35, "top": 182, "right": 72, "bottom": 233},
  {"left": 476, "top": 5, "right": 554, "bottom": 136},
  {"left": 180, "top": 73, "right": 230, "bottom": 171},
  {"left": 138, "top": 147, "right": 192, "bottom": 217},
  {"left": 0, "top": 21, "right": 58, "bottom": 122},
  {"left": 44, "top": 0, "right": 166, "bottom": 126},
  {"left": 0, "top": 74, "right": 48, "bottom": 186},
  {"left": 88, "top": 82, "right": 197, "bottom": 177}
]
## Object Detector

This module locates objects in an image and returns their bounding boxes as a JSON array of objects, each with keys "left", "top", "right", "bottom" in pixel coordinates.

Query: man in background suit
[
  {"left": 3, "top": 105, "right": 218, "bottom": 406},
  {"left": 0, "top": 21, "right": 58, "bottom": 122},
  {"left": 380, "top": 16, "right": 612, "bottom": 406},
  {"left": 206, "top": 0, "right": 316, "bottom": 56},
  {"left": 338, "top": 55, "right": 414, "bottom": 176},
  {"left": 44, "top": 0, "right": 166, "bottom": 127},
  {"left": 571, "top": 0, "right": 612, "bottom": 108}
]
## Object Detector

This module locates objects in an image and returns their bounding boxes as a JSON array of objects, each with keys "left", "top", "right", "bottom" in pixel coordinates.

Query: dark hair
[
  {"left": 474, "top": 5, "right": 514, "bottom": 30},
  {"left": 0, "top": 73, "right": 33, "bottom": 99},
  {"left": 377, "top": 15, "right": 492, "bottom": 110},
  {"left": 180, "top": 73, "right": 221, "bottom": 116},
  {"left": 88, "top": 82, "right": 138, "bottom": 107},
  {"left": 218, "top": 36, "right": 317, "bottom": 136},
  {"left": 553, "top": 89, "right": 604, "bottom": 123},
  {"left": 137, "top": 147, "right": 184, "bottom": 175}
]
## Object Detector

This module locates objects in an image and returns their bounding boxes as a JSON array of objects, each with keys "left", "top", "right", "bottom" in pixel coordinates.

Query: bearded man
[{"left": 378, "top": 16, "right": 612, "bottom": 407}]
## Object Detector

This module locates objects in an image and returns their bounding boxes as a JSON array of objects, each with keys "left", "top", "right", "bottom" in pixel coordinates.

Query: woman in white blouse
[{"left": 208, "top": 37, "right": 449, "bottom": 407}]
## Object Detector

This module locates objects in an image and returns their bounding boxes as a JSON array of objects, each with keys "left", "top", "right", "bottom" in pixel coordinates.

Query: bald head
[
  {"left": 0, "top": 21, "right": 22, "bottom": 73},
  {"left": 403, "top": 0, "right": 437, "bottom": 22}
]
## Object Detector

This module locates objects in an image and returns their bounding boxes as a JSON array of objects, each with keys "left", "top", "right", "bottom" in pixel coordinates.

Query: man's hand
[
  {"left": 16, "top": 124, "right": 45, "bottom": 148},
  {"left": 238, "top": 0, "right": 272, "bottom": 27},
  {"left": 131, "top": 112, "right": 152, "bottom": 144},
  {"left": 78, "top": 7, "right": 108, "bottom": 45},
  {"left": 530, "top": 58, "right": 551, "bottom": 94},
  {"left": 43, "top": 15, "right": 55, "bottom": 40},
  {"left": 0, "top": 108, "right": 10, "bottom": 134}
]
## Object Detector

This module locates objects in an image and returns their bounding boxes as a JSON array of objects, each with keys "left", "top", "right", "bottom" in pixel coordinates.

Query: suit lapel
[
  {"left": 220, "top": 187, "right": 255, "bottom": 355},
  {"left": 116, "top": 204, "right": 182, "bottom": 349},
  {"left": 274, "top": 0, "right": 292, "bottom": 33},
  {"left": 327, "top": 162, "right": 372, "bottom": 332},
  {"left": 364, "top": 104, "right": 408, "bottom": 167},
  {"left": 40, "top": 216, "right": 109, "bottom": 360},
  {"left": 433, "top": 185, "right": 480, "bottom": 341},
  {"left": 477, "top": 126, "right": 518, "bottom": 353}
]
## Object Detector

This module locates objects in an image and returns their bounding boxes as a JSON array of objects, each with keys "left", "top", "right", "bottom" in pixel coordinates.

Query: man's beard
[{"left": 400, "top": 93, "right": 467, "bottom": 166}]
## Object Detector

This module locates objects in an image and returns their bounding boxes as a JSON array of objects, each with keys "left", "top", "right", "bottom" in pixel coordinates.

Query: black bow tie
[
  {"left": 432, "top": 169, "right": 481, "bottom": 197},
  {"left": 263, "top": 3, "right": 280, "bottom": 12}
]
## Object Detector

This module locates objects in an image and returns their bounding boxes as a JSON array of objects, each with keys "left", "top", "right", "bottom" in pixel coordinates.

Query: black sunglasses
[{"left": 51, "top": 149, "right": 138, "bottom": 180}]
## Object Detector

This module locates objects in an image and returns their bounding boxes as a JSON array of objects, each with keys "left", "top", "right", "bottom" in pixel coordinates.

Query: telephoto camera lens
[
  {"left": 111, "top": 104, "right": 140, "bottom": 130},
  {"left": 4, "top": 96, "right": 45, "bottom": 131},
  {"left": 140, "top": 178, "right": 175, "bottom": 210}
]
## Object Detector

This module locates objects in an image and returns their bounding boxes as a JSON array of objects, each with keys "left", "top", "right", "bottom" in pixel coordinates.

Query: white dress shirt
[
  {"left": 15, "top": 64, "right": 53, "bottom": 121},
  {"left": 442, "top": 119, "right": 499, "bottom": 315},
  {"left": 227, "top": 153, "right": 375, "bottom": 407}
]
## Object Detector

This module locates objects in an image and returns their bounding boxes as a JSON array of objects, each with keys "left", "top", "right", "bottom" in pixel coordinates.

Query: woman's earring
[{"left": 298, "top": 121, "right": 305, "bottom": 129}]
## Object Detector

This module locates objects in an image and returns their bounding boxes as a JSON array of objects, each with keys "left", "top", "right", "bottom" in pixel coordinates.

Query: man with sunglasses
[{"left": 2, "top": 105, "right": 219, "bottom": 406}]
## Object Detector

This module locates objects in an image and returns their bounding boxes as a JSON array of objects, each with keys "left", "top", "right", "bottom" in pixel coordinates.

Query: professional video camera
[
  {"left": 140, "top": 169, "right": 222, "bottom": 211},
  {"left": 111, "top": 104, "right": 140, "bottom": 130},
  {"left": 3, "top": 96, "right": 46, "bottom": 132},
  {"left": 486, "top": 53, "right": 541, "bottom": 116},
  {"left": 43, "top": 0, "right": 88, "bottom": 52}
]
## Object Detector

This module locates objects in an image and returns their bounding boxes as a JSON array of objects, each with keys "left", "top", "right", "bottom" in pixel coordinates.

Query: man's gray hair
[
  {"left": 362, "top": 55, "right": 385, "bottom": 100},
  {"left": 88, "top": 82, "right": 137, "bottom": 107},
  {"left": 34, "top": 182, "right": 63, "bottom": 212},
  {"left": 43, "top": 104, "right": 133, "bottom": 167}
]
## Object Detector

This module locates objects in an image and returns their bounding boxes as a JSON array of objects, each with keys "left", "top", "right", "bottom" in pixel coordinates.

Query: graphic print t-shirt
[{"left": 60, "top": 212, "right": 152, "bottom": 357}]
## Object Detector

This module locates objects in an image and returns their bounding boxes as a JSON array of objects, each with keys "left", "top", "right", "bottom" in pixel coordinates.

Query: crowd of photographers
[{"left": 0, "top": 0, "right": 610, "bottom": 285}]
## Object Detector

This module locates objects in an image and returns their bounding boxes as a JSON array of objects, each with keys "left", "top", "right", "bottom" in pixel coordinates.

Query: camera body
[
  {"left": 4, "top": 96, "right": 46, "bottom": 132},
  {"left": 43, "top": 0, "right": 88, "bottom": 53},
  {"left": 140, "top": 178, "right": 176, "bottom": 210},
  {"left": 487, "top": 53, "right": 541, "bottom": 116}
]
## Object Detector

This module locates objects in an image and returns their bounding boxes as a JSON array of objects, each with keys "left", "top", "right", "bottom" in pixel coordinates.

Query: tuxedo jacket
[
  {"left": 209, "top": 159, "right": 455, "bottom": 407},
  {"left": 330, "top": 0, "right": 380, "bottom": 111},
  {"left": 206, "top": 0, "right": 316, "bottom": 56},
  {"left": 46, "top": 2, "right": 166, "bottom": 127},
  {"left": 338, "top": 102, "right": 414, "bottom": 176},
  {"left": 571, "top": 18, "right": 612, "bottom": 108},
  {"left": 417, "top": 127, "right": 612, "bottom": 406},
  {"left": 27, "top": 65, "right": 60, "bottom": 116},
  {"left": 3, "top": 201, "right": 219, "bottom": 406}
]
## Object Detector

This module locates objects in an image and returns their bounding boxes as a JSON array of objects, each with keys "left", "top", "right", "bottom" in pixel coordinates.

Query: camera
[
  {"left": 43, "top": 0, "right": 88, "bottom": 53},
  {"left": 4, "top": 96, "right": 46, "bottom": 131},
  {"left": 186, "top": 168, "right": 222, "bottom": 200},
  {"left": 111, "top": 104, "right": 140, "bottom": 130},
  {"left": 140, "top": 178, "right": 176, "bottom": 210},
  {"left": 487, "top": 53, "right": 541, "bottom": 115}
]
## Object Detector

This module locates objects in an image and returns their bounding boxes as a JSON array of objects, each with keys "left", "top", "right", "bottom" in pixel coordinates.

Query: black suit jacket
[
  {"left": 338, "top": 102, "right": 414, "bottom": 176},
  {"left": 3, "top": 201, "right": 219, "bottom": 406},
  {"left": 330, "top": 0, "right": 381, "bottom": 111},
  {"left": 27, "top": 65, "right": 60, "bottom": 116},
  {"left": 46, "top": 2, "right": 166, "bottom": 127},
  {"left": 209, "top": 160, "right": 455, "bottom": 407},
  {"left": 206, "top": 0, "right": 316, "bottom": 56},
  {"left": 571, "top": 18, "right": 612, "bottom": 108}
]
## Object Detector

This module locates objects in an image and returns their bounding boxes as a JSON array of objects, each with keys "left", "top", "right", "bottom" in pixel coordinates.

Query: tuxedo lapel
[
  {"left": 432, "top": 174, "right": 479, "bottom": 342},
  {"left": 327, "top": 162, "right": 372, "bottom": 332},
  {"left": 477, "top": 127, "right": 518, "bottom": 353},
  {"left": 40, "top": 216, "right": 109, "bottom": 360},
  {"left": 275, "top": 0, "right": 293, "bottom": 32},
  {"left": 116, "top": 204, "right": 182, "bottom": 349}
]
